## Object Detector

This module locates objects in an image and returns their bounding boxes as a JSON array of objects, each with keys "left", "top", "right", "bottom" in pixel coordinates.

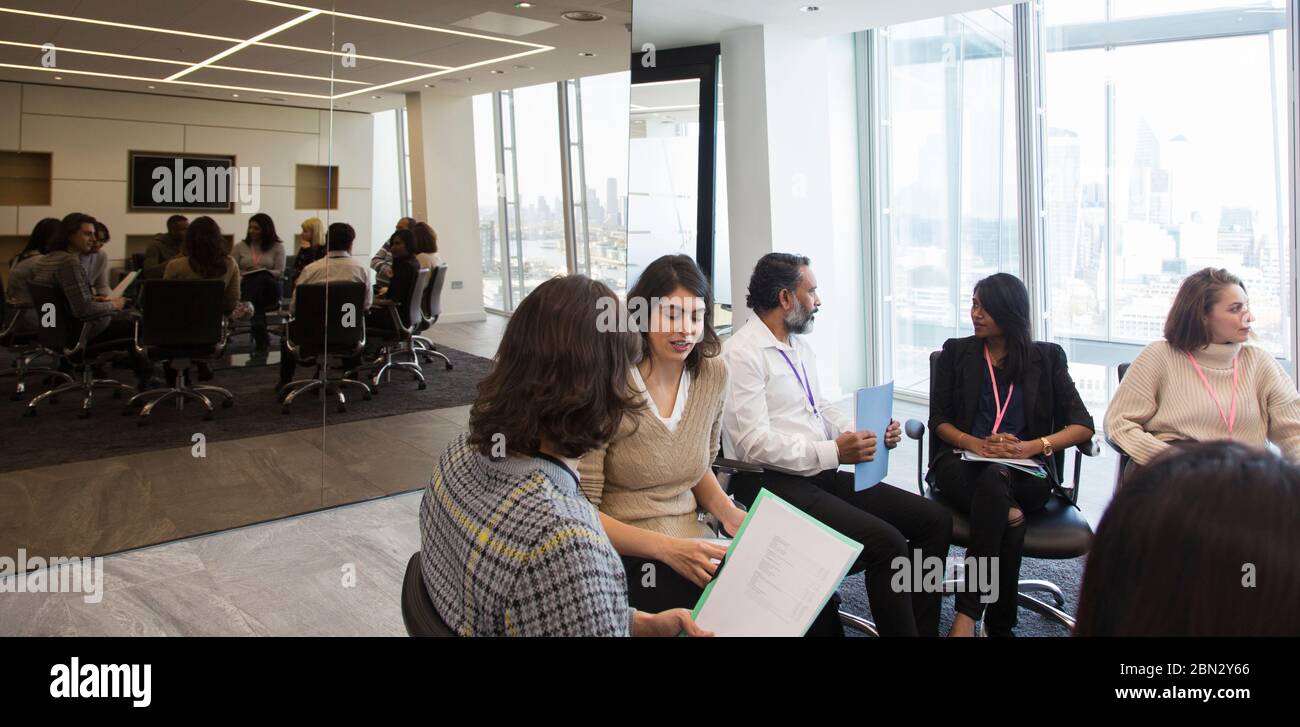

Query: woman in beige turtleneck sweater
[
  {"left": 1106, "top": 268, "right": 1300, "bottom": 471},
  {"left": 578, "top": 255, "right": 747, "bottom": 613}
]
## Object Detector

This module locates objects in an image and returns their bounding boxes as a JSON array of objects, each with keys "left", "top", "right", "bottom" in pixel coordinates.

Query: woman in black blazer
[{"left": 929, "top": 273, "right": 1094, "bottom": 637}]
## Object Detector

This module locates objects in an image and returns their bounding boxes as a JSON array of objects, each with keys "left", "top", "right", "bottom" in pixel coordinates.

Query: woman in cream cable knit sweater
[
  {"left": 579, "top": 255, "right": 747, "bottom": 613},
  {"left": 1105, "top": 268, "right": 1300, "bottom": 475}
]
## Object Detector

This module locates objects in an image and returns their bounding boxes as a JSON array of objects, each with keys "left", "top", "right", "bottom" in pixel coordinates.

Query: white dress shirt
[
  {"left": 722, "top": 316, "right": 852, "bottom": 477},
  {"left": 290, "top": 250, "right": 372, "bottom": 314}
]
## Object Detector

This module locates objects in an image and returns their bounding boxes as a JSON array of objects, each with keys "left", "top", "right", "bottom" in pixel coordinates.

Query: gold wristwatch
[{"left": 1040, "top": 437, "right": 1053, "bottom": 457}]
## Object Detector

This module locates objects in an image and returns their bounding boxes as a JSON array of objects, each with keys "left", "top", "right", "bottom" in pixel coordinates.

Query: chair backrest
[
  {"left": 405, "top": 267, "right": 431, "bottom": 330},
  {"left": 1118, "top": 362, "right": 1130, "bottom": 383},
  {"left": 422, "top": 264, "right": 447, "bottom": 324},
  {"left": 289, "top": 282, "right": 367, "bottom": 352},
  {"left": 401, "top": 553, "right": 456, "bottom": 637},
  {"left": 26, "top": 283, "right": 81, "bottom": 352},
  {"left": 138, "top": 279, "right": 225, "bottom": 348}
]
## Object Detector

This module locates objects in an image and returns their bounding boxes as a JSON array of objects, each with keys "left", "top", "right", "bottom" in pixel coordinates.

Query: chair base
[
  {"left": 1, "top": 358, "right": 73, "bottom": 400},
  {"left": 280, "top": 373, "right": 373, "bottom": 414},
  {"left": 355, "top": 344, "right": 429, "bottom": 389},
  {"left": 838, "top": 610, "right": 878, "bottom": 636},
  {"left": 128, "top": 370, "right": 233, "bottom": 423},
  {"left": 943, "top": 568, "right": 1075, "bottom": 631},
  {"left": 25, "top": 376, "right": 136, "bottom": 418}
]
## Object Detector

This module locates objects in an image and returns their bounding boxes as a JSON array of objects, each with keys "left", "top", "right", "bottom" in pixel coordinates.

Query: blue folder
[{"left": 853, "top": 381, "right": 894, "bottom": 491}]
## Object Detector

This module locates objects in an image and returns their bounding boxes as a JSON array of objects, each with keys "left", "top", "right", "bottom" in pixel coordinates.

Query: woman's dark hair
[
  {"left": 185, "top": 216, "right": 230, "bottom": 279},
  {"left": 626, "top": 254, "right": 720, "bottom": 376},
  {"left": 93, "top": 220, "right": 110, "bottom": 243},
  {"left": 16, "top": 217, "right": 60, "bottom": 259},
  {"left": 746, "top": 252, "right": 811, "bottom": 314},
  {"left": 412, "top": 222, "right": 438, "bottom": 255},
  {"left": 244, "top": 212, "right": 280, "bottom": 252},
  {"left": 1074, "top": 441, "right": 1300, "bottom": 637},
  {"left": 468, "top": 275, "right": 641, "bottom": 460},
  {"left": 973, "top": 272, "right": 1032, "bottom": 383},
  {"left": 48, "top": 212, "right": 96, "bottom": 252},
  {"left": 388, "top": 229, "right": 414, "bottom": 258},
  {"left": 1164, "top": 267, "right": 1249, "bottom": 352}
]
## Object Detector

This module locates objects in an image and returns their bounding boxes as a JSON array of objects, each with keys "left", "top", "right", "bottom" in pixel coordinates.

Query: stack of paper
[{"left": 958, "top": 450, "right": 1046, "bottom": 478}]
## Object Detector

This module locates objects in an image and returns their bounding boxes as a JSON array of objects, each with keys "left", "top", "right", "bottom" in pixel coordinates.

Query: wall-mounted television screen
[{"left": 129, "top": 151, "right": 237, "bottom": 212}]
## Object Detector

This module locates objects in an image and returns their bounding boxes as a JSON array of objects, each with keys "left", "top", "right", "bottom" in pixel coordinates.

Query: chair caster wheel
[
  {"left": 222, "top": 399, "right": 233, "bottom": 409},
  {"left": 281, "top": 406, "right": 291, "bottom": 415},
  {"left": 445, "top": 363, "right": 453, "bottom": 370},
  {"left": 363, "top": 394, "right": 372, "bottom": 401},
  {"left": 417, "top": 382, "right": 427, "bottom": 390},
  {"left": 23, "top": 409, "right": 36, "bottom": 417},
  {"left": 336, "top": 405, "right": 347, "bottom": 414},
  {"left": 78, "top": 410, "right": 91, "bottom": 419},
  {"left": 137, "top": 418, "right": 148, "bottom": 427},
  {"left": 203, "top": 413, "right": 214, "bottom": 421}
]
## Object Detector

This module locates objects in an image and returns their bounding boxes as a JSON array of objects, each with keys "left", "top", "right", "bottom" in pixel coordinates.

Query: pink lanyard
[
  {"left": 984, "top": 345, "right": 1014, "bottom": 434},
  {"left": 1186, "top": 352, "right": 1239, "bottom": 437}
]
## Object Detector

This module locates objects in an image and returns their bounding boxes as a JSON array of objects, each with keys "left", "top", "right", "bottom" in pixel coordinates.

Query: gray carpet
[
  {"left": 0, "top": 344, "right": 493, "bottom": 472},
  {"left": 837, "top": 545, "right": 1083, "bottom": 637}
]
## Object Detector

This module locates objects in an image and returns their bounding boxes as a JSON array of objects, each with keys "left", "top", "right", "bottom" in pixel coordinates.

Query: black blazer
[{"left": 927, "top": 336, "right": 1095, "bottom": 475}]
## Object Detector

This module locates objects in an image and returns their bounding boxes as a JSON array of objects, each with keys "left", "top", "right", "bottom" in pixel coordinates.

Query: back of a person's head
[
  {"left": 1075, "top": 442, "right": 1300, "bottom": 636},
  {"left": 327, "top": 222, "right": 355, "bottom": 252},
  {"left": 746, "top": 252, "right": 810, "bottom": 313},
  {"left": 23, "top": 217, "right": 60, "bottom": 256},
  {"left": 412, "top": 222, "right": 437, "bottom": 254},
  {"left": 185, "top": 216, "right": 227, "bottom": 277},
  {"left": 468, "top": 275, "right": 640, "bottom": 460}
]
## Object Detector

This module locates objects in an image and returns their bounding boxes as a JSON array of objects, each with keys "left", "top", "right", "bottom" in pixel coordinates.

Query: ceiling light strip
[
  {"left": 243, "top": 0, "right": 551, "bottom": 50},
  {"left": 0, "top": 63, "right": 332, "bottom": 99},
  {"left": 0, "top": 39, "right": 370, "bottom": 85},
  {"left": 330, "top": 46, "right": 552, "bottom": 100},
  {"left": 166, "top": 9, "right": 322, "bottom": 81}
]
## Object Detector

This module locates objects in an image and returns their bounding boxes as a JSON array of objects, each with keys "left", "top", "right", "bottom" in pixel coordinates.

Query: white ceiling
[
  {"left": 632, "top": 0, "right": 1013, "bottom": 49},
  {"left": 0, "top": 0, "right": 633, "bottom": 113}
]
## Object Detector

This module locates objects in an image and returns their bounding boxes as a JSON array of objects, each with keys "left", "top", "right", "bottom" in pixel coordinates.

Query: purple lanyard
[{"left": 777, "top": 349, "right": 818, "bottom": 416}]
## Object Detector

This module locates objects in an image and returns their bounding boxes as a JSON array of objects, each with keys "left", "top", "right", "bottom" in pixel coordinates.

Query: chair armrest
[
  {"left": 905, "top": 419, "right": 927, "bottom": 496},
  {"left": 1076, "top": 437, "right": 1100, "bottom": 457},
  {"left": 712, "top": 456, "right": 762, "bottom": 474}
]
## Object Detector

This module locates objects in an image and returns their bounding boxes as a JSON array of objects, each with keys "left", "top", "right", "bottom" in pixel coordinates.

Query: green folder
[{"left": 690, "top": 487, "right": 865, "bottom": 636}]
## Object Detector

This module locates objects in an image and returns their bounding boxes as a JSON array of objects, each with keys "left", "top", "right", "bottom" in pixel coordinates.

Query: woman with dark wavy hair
[
  {"left": 232, "top": 212, "right": 285, "bottom": 351},
  {"left": 419, "top": 274, "right": 710, "bottom": 637},
  {"left": 163, "top": 216, "right": 242, "bottom": 315},
  {"left": 577, "top": 254, "right": 743, "bottom": 613},
  {"left": 929, "top": 272, "right": 1095, "bottom": 636},
  {"left": 1075, "top": 441, "right": 1300, "bottom": 636}
]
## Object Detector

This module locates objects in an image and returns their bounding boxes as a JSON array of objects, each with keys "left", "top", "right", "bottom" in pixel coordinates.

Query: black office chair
[
  {"left": 355, "top": 267, "right": 431, "bottom": 390},
  {"left": 412, "top": 264, "right": 453, "bottom": 370},
  {"left": 708, "top": 445, "right": 879, "bottom": 636},
  {"left": 23, "top": 283, "right": 137, "bottom": 418},
  {"left": 903, "top": 350, "right": 1099, "bottom": 629},
  {"left": 279, "top": 281, "right": 373, "bottom": 414},
  {"left": 1105, "top": 363, "right": 1133, "bottom": 490},
  {"left": 401, "top": 552, "right": 457, "bottom": 637},
  {"left": 128, "top": 279, "right": 232, "bottom": 423},
  {"left": 0, "top": 279, "right": 72, "bottom": 400}
]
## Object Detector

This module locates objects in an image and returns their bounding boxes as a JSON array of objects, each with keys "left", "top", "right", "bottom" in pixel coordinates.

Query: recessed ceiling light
[
  {"left": 513, "top": 64, "right": 534, "bottom": 70},
  {"left": 800, "top": 5, "right": 820, "bottom": 12},
  {"left": 423, "top": 83, "right": 435, "bottom": 88},
  {"left": 147, "top": 85, "right": 156, "bottom": 89},
  {"left": 514, "top": 2, "right": 535, "bottom": 7},
  {"left": 490, "top": 69, "right": 505, "bottom": 74},
  {"left": 53, "top": 75, "right": 62, "bottom": 80},
  {"left": 231, "top": 93, "right": 240, "bottom": 97},
  {"left": 371, "top": 95, "right": 382, "bottom": 99},
  {"left": 562, "top": 11, "right": 606, "bottom": 22},
  {"left": 578, "top": 51, "right": 596, "bottom": 57}
]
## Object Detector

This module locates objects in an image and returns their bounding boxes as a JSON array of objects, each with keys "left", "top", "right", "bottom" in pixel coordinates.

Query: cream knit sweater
[
  {"left": 1105, "top": 340, "right": 1300, "bottom": 465},
  {"left": 578, "top": 354, "right": 728, "bottom": 539}
]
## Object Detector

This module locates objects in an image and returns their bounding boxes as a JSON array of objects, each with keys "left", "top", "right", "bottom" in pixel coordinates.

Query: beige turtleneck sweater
[
  {"left": 578, "top": 354, "right": 728, "bottom": 539},
  {"left": 1105, "top": 340, "right": 1300, "bottom": 465}
]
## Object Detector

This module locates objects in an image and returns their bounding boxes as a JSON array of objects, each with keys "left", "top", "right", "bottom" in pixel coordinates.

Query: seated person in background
[
  {"left": 370, "top": 216, "right": 415, "bottom": 287},
  {"left": 929, "top": 273, "right": 1095, "bottom": 637},
  {"left": 578, "top": 255, "right": 743, "bottom": 613},
  {"left": 232, "top": 212, "right": 287, "bottom": 352},
  {"left": 419, "top": 274, "right": 710, "bottom": 637},
  {"left": 5, "top": 217, "right": 60, "bottom": 331},
  {"left": 288, "top": 216, "right": 326, "bottom": 289},
  {"left": 1074, "top": 441, "right": 1300, "bottom": 636},
  {"left": 28, "top": 213, "right": 154, "bottom": 389},
  {"left": 1105, "top": 267, "right": 1300, "bottom": 481},
  {"left": 142, "top": 215, "right": 188, "bottom": 277},
  {"left": 412, "top": 221, "right": 441, "bottom": 270},
  {"left": 81, "top": 220, "right": 112, "bottom": 297},
  {"left": 276, "top": 222, "right": 371, "bottom": 393},
  {"left": 370, "top": 229, "right": 420, "bottom": 331},
  {"left": 159, "top": 216, "right": 245, "bottom": 384},
  {"left": 722, "top": 252, "right": 951, "bottom": 637}
]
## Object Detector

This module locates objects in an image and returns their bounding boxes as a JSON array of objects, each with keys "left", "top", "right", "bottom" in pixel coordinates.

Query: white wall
[
  {"left": 720, "top": 27, "right": 865, "bottom": 399},
  {"left": 407, "top": 91, "right": 486, "bottom": 324},
  {"left": 0, "top": 82, "right": 374, "bottom": 263}
]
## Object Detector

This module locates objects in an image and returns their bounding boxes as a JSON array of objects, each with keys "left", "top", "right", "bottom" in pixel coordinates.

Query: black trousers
[
  {"left": 730, "top": 469, "right": 953, "bottom": 637},
  {"left": 621, "top": 555, "right": 847, "bottom": 636},
  {"left": 240, "top": 271, "right": 279, "bottom": 348},
  {"left": 930, "top": 451, "right": 1050, "bottom": 635}
]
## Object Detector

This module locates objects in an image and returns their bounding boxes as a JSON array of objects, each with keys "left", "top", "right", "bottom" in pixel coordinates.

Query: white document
[
  {"left": 958, "top": 450, "right": 1046, "bottom": 477},
  {"left": 111, "top": 270, "right": 139, "bottom": 298},
  {"left": 692, "top": 489, "right": 863, "bottom": 637}
]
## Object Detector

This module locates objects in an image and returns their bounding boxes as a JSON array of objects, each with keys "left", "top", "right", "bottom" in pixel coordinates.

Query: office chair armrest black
[{"left": 712, "top": 456, "right": 763, "bottom": 474}]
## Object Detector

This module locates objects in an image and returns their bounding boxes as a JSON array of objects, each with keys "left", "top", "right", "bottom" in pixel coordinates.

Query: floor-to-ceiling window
[
  {"left": 570, "top": 71, "right": 631, "bottom": 296},
  {"left": 875, "top": 7, "right": 1020, "bottom": 397},
  {"left": 1041, "top": 0, "right": 1293, "bottom": 418}
]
